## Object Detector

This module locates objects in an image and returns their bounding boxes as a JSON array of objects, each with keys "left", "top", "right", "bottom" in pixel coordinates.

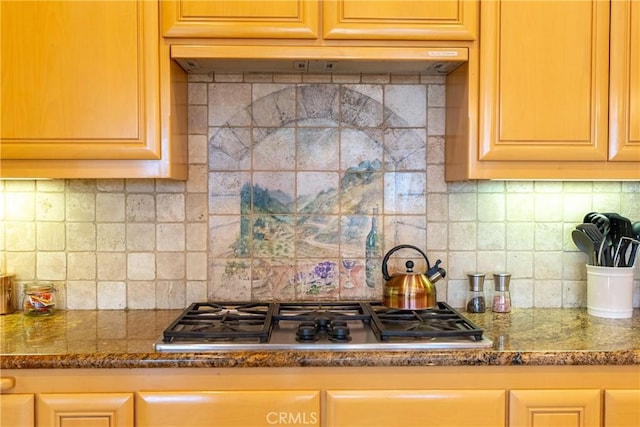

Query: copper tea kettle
[{"left": 382, "top": 245, "right": 446, "bottom": 309}]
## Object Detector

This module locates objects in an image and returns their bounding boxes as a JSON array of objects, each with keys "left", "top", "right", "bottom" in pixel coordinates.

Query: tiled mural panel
[{"left": 207, "top": 81, "right": 436, "bottom": 302}]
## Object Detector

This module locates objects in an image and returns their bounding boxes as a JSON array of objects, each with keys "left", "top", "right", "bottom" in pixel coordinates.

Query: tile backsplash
[{"left": 1, "top": 72, "right": 639, "bottom": 310}]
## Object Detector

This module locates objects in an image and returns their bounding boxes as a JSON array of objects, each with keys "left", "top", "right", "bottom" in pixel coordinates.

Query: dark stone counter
[{"left": 1, "top": 308, "right": 639, "bottom": 369}]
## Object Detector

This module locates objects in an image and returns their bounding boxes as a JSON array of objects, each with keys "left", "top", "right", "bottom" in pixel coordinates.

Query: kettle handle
[{"left": 382, "top": 244, "right": 431, "bottom": 281}]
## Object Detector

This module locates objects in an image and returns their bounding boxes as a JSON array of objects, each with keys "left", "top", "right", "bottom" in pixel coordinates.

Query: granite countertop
[{"left": 1, "top": 308, "right": 639, "bottom": 369}]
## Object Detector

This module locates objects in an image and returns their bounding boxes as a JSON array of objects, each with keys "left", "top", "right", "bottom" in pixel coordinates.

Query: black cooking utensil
[
  {"left": 584, "top": 212, "right": 611, "bottom": 236},
  {"left": 584, "top": 212, "right": 613, "bottom": 266},
  {"left": 607, "top": 213, "right": 634, "bottom": 267},
  {"left": 617, "top": 217, "right": 634, "bottom": 266},
  {"left": 575, "top": 224, "right": 605, "bottom": 266},
  {"left": 572, "top": 229, "right": 596, "bottom": 265},
  {"left": 626, "top": 221, "right": 640, "bottom": 267}
]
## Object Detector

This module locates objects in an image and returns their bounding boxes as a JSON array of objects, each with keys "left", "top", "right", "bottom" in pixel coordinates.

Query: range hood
[{"left": 171, "top": 45, "right": 468, "bottom": 75}]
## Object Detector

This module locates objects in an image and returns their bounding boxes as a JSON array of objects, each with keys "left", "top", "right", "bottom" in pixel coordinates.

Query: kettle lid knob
[{"left": 405, "top": 260, "right": 414, "bottom": 272}]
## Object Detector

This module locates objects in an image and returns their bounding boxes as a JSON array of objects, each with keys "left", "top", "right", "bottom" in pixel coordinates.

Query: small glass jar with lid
[
  {"left": 466, "top": 273, "right": 486, "bottom": 313},
  {"left": 23, "top": 282, "right": 57, "bottom": 316}
]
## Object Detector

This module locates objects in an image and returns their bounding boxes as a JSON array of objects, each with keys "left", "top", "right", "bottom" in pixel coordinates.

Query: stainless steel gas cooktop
[{"left": 154, "top": 301, "right": 493, "bottom": 352}]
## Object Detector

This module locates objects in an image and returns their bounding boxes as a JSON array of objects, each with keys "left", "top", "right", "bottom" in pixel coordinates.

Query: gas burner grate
[
  {"left": 367, "top": 302, "right": 485, "bottom": 342},
  {"left": 273, "top": 302, "right": 371, "bottom": 324},
  {"left": 162, "top": 302, "right": 274, "bottom": 343}
]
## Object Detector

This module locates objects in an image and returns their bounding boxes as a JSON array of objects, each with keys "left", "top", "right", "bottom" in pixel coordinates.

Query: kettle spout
[{"left": 427, "top": 260, "right": 446, "bottom": 284}]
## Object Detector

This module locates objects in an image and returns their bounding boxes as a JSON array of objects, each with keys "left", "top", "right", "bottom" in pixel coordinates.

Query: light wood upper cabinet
[
  {"left": 0, "top": 1, "right": 187, "bottom": 179},
  {"left": 161, "top": 0, "right": 477, "bottom": 41},
  {"left": 323, "top": 0, "right": 477, "bottom": 40},
  {"left": 609, "top": 0, "right": 640, "bottom": 161},
  {"left": 161, "top": 0, "right": 319, "bottom": 39},
  {"left": 445, "top": 0, "right": 640, "bottom": 180},
  {"left": 478, "top": 0, "right": 610, "bottom": 162}
]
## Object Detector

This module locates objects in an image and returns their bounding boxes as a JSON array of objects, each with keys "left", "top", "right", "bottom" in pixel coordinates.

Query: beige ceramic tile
[
  {"left": 5, "top": 192, "right": 35, "bottom": 221},
  {"left": 67, "top": 252, "right": 96, "bottom": 280},
  {"left": 186, "top": 280, "right": 208, "bottom": 302},
  {"left": 66, "top": 280, "right": 97, "bottom": 309},
  {"left": 97, "top": 253, "right": 127, "bottom": 281},
  {"left": 156, "top": 252, "right": 185, "bottom": 280},
  {"left": 96, "top": 223, "right": 126, "bottom": 252},
  {"left": 186, "top": 223, "right": 207, "bottom": 251},
  {"left": 36, "top": 252, "right": 66, "bottom": 280},
  {"left": 36, "top": 192, "right": 64, "bottom": 221},
  {"left": 66, "top": 193, "right": 95, "bottom": 221},
  {"left": 6, "top": 222, "right": 36, "bottom": 251},
  {"left": 97, "top": 281, "right": 126, "bottom": 309},
  {"left": 127, "top": 253, "right": 155, "bottom": 281},
  {"left": 96, "top": 193, "right": 125, "bottom": 222},
  {"left": 126, "top": 223, "right": 155, "bottom": 251},
  {"left": 127, "top": 281, "right": 156, "bottom": 309},
  {"left": 533, "top": 279, "right": 563, "bottom": 308},
  {"left": 156, "top": 281, "right": 186, "bottom": 309},
  {"left": 186, "top": 252, "right": 207, "bottom": 280},
  {"left": 126, "top": 194, "right": 156, "bottom": 222},
  {"left": 66, "top": 223, "right": 96, "bottom": 251}
]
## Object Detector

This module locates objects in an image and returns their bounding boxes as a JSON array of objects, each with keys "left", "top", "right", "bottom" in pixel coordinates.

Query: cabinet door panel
[
  {"left": 0, "top": 394, "right": 35, "bottom": 427},
  {"left": 137, "top": 390, "right": 320, "bottom": 427},
  {"left": 509, "top": 389, "right": 600, "bottom": 427},
  {"left": 326, "top": 389, "right": 505, "bottom": 427},
  {"left": 0, "top": 1, "right": 161, "bottom": 161},
  {"left": 609, "top": 0, "right": 640, "bottom": 161},
  {"left": 323, "top": 0, "right": 477, "bottom": 40},
  {"left": 37, "top": 393, "right": 133, "bottom": 427},
  {"left": 478, "top": 0, "right": 609, "bottom": 161},
  {"left": 161, "top": 0, "right": 319, "bottom": 39},
  {"left": 605, "top": 390, "right": 640, "bottom": 427}
]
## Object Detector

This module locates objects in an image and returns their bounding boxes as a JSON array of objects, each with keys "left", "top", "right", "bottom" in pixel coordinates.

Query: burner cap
[
  {"left": 328, "top": 322, "right": 351, "bottom": 342},
  {"left": 314, "top": 315, "right": 332, "bottom": 330},
  {"left": 296, "top": 323, "right": 318, "bottom": 342}
]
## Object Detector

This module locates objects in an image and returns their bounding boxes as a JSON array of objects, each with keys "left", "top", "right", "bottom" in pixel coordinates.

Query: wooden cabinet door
[
  {"left": 0, "top": 1, "right": 161, "bottom": 161},
  {"left": 326, "top": 389, "right": 506, "bottom": 427},
  {"left": 509, "top": 389, "right": 601, "bottom": 427},
  {"left": 37, "top": 393, "right": 133, "bottom": 427},
  {"left": 137, "top": 390, "right": 320, "bottom": 427},
  {"left": 478, "top": 0, "right": 610, "bottom": 162},
  {"left": 161, "top": 0, "right": 319, "bottom": 39},
  {"left": 323, "top": 0, "right": 477, "bottom": 40},
  {"left": 609, "top": 0, "right": 640, "bottom": 161},
  {"left": 0, "top": 394, "right": 35, "bottom": 427},
  {"left": 605, "top": 390, "right": 640, "bottom": 427}
]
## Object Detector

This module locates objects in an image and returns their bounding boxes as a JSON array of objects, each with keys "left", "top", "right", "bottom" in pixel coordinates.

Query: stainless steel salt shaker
[{"left": 492, "top": 273, "right": 511, "bottom": 313}]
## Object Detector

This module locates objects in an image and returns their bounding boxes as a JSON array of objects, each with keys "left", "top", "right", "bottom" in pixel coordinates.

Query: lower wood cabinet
[
  {"left": 0, "top": 394, "right": 35, "bottom": 427},
  {"left": 509, "top": 389, "right": 601, "bottom": 427},
  {"left": 37, "top": 393, "right": 134, "bottom": 427},
  {"left": 604, "top": 390, "right": 640, "bottom": 427},
  {"left": 326, "top": 389, "right": 505, "bottom": 427},
  {"left": 136, "top": 390, "right": 320, "bottom": 427},
  {"left": 1, "top": 366, "right": 639, "bottom": 427}
]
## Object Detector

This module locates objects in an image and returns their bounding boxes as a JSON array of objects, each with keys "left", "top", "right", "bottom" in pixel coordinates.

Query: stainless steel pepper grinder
[{"left": 466, "top": 273, "right": 486, "bottom": 313}]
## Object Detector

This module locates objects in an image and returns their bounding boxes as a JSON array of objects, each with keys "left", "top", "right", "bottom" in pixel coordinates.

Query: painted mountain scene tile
[{"left": 208, "top": 83, "right": 430, "bottom": 301}]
